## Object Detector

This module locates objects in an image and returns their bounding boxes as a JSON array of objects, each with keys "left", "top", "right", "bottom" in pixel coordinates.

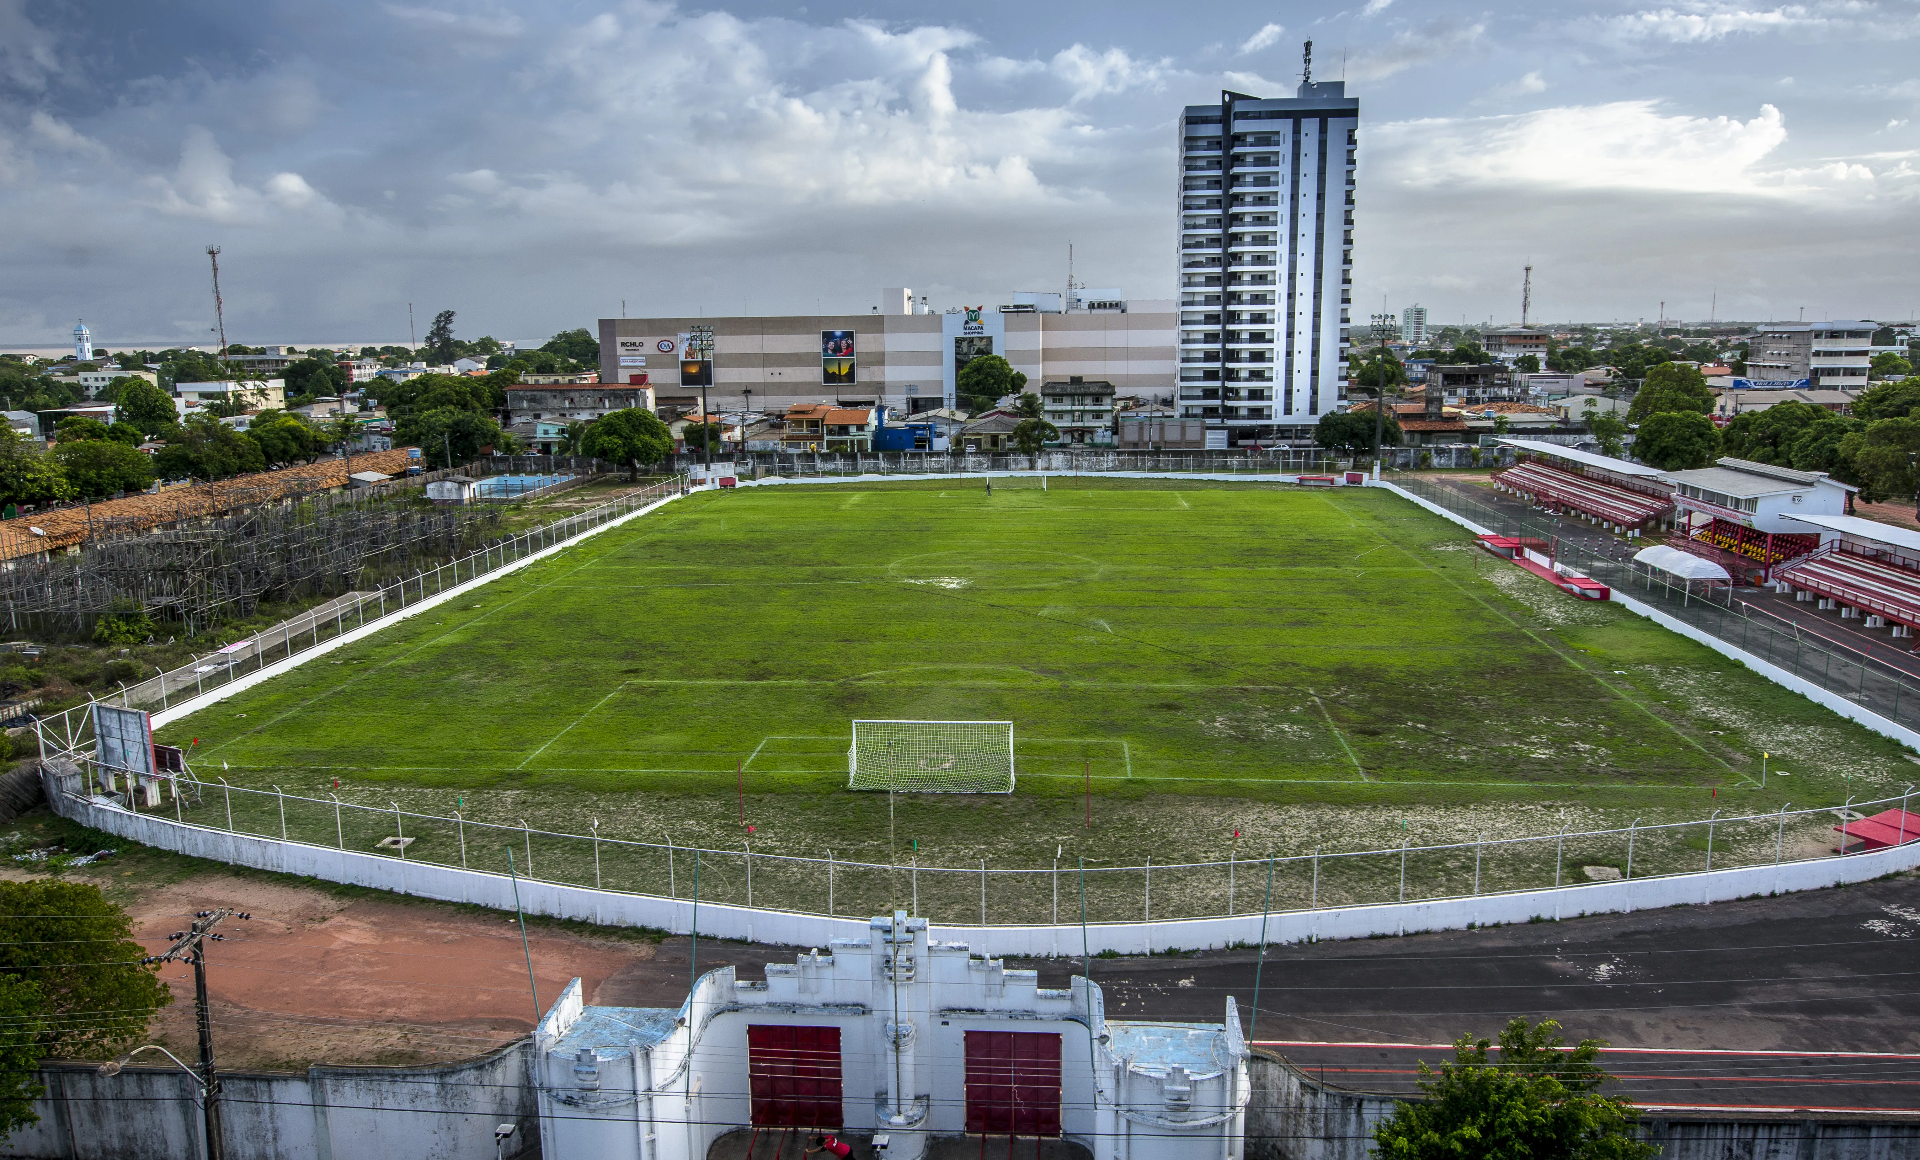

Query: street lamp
[{"left": 100, "top": 1045, "right": 217, "bottom": 1159}]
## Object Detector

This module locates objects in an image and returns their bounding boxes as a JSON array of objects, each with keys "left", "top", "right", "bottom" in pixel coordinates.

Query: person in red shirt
[{"left": 805, "top": 1134, "right": 853, "bottom": 1158}]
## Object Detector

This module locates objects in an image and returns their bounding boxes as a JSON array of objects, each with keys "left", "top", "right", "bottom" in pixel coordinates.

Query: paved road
[
  {"left": 1265, "top": 1043, "right": 1920, "bottom": 1115},
  {"left": 620, "top": 874, "right": 1920, "bottom": 1113}
]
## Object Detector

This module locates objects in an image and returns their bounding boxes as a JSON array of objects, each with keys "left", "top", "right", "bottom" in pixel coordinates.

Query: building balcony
[
  {"left": 1179, "top": 371, "right": 1221, "bottom": 384},
  {"left": 1183, "top": 275, "right": 1223, "bottom": 287}
]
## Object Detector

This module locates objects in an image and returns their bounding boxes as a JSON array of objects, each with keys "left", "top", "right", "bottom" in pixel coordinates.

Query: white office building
[{"left": 1178, "top": 76, "right": 1358, "bottom": 447}]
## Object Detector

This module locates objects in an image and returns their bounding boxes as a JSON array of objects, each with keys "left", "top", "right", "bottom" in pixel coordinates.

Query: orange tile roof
[
  {"left": 0, "top": 447, "right": 422, "bottom": 561},
  {"left": 824, "top": 408, "right": 871, "bottom": 425}
]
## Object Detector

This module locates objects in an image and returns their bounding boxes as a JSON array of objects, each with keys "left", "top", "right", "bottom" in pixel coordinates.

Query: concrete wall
[
  {"left": 0, "top": 1042, "right": 535, "bottom": 1160},
  {"left": 43, "top": 764, "right": 1920, "bottom": 958},
  {"left": 1242, "top": 1053, "right": 1920, "bottom": 1160}
]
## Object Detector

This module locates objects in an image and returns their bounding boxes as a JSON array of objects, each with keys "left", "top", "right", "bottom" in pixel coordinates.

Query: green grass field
[{"left": 158, "top": 478, "right": 1913, "bottom": 887}]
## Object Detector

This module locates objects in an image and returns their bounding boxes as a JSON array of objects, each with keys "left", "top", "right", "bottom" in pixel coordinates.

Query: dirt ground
[{"left": 108, "top": 872, "right": 658, "bottom": 1071}]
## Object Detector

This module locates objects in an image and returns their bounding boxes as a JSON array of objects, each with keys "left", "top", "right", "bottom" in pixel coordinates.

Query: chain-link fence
[{"left": 44, "top": 764, "right": 1916, "bottom": 927}]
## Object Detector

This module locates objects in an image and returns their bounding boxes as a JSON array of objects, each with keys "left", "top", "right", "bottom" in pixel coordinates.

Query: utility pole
[
  {"left": 206, "top": 247, "right": 229, "bottom": 379},
  {"left": 409, "top": 303, "right": 417, "bottom": 355},
  {"left": 145, "top": 908, "right": 250, "bottom": 1160},
  {"left": 1521, "top": 263, "right": 1532, "bottom": 328}
]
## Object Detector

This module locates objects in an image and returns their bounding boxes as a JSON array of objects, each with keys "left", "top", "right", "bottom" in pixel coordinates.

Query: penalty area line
[{"left": 517, "top": 681, "right": 631, "bottom": 769}]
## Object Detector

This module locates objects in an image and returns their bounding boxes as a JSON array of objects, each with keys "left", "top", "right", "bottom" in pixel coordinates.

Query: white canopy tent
[{"left": 1633, "top": 544, "right": 1732, "bottom": 582}]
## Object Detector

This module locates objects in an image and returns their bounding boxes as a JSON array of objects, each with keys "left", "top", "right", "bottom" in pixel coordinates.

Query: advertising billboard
[
  {"left": 93, "top": 704, "right": 153, "bottom": 777},
  {"left": 822, "top": 331, "right": 856, "bottom": 386},
  {"left": 954, "top": 336, "right": 994, "bottom": 369},
  {"left": 680, "top": 359, "right": 713, "bottom": 387}
]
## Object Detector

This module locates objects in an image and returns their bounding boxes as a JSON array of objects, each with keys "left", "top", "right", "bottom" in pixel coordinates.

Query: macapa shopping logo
[{"left": 964, "top": 306, "right": 983, "bottom": 324}]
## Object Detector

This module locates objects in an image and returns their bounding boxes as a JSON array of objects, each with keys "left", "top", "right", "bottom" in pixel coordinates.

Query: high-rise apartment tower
[
  {"left": 1401, "top": 305, "right": 1427, "bottom": 346},
  {"left": 1177, "top": 69, "right": 1358, "bottom": 445}
]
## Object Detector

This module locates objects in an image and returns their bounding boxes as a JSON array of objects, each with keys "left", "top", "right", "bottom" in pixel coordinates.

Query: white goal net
[{"left": 848, "top": 720, "right": 1015, "bottom": 794}]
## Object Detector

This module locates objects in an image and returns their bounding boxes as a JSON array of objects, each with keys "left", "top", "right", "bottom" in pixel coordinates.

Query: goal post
[{"left": 848, "top": 720, "right": 1015, "bottom": 794}]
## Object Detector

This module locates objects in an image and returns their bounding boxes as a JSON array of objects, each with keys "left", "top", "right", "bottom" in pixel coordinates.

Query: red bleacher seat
[
  {"left": 1776, "top": 547, "right": 1920, "bottom": 629},
  {"left": 1493, "top": 462, "right": 1672, "bottom": 527}
]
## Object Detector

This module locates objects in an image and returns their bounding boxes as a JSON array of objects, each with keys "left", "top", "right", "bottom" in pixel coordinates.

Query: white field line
[
  {"left": 151, "top": 490, "right": 686, "bottom": 730},
  {"left": 518, "top": 681, "right": 631, "bottom": 769}
]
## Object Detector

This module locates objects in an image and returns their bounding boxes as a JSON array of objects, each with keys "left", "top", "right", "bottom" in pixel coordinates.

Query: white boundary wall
[
  {"left": 45, "top": 770, "right": 1920, "bottom": 957},
  {"left": 1368, "top": 480, "right": 1920, "bottom": 752},
  {"left": 38, "top": 474, "right": 1920, "bottom": 958}
]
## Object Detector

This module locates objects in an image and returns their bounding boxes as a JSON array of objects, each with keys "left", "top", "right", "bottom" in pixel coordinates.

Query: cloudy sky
[{"left": 2, "top": 0, "right": 1915, "bottom": 347}]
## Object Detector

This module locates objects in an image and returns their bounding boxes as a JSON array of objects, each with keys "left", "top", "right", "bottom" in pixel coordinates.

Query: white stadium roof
[
  {"left": 1495, "top": 438, "right": 1667, "bottom": 478},
  {"left": 1787, "top": 513, "right": 1920, "bottom": 556},
  {"left": 1633, "top": 544, "right": 1732, "bottom": 582}
]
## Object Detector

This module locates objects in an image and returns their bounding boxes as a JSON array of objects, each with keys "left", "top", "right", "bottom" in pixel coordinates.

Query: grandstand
[
  {"left": 1665, "top": 459, "right": 1851, "bottom": 581},
  {"left": 1492, "top": 439, "right": 1674, "bottom": 532},
  {"left": 1775, "top": 514, "right": 1920, "bottom": 639}
]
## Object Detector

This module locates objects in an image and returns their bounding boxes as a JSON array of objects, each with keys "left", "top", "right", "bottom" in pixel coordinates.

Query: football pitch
[{"left": 163, "top": 478, "right": 1904, "bottom": 827}]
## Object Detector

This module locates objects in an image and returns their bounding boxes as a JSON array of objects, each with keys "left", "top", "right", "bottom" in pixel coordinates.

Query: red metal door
[
  {"left": 748, "top": 1025, "right": 843, "bottom": 1128},
  {"left": 965, "top": 1030, "right": 1062, "bottom": 1136}
]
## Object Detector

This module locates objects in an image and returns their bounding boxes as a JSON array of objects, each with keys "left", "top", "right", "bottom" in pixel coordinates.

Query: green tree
[
  {"left": 681, "top": 421, "right": 725, "bottom": 454},
  {"left": 0, "top": 429, "right": 72, "bottom": 506},
  {"left": 541, "top": 327, "right": 599, "bottom": 368},
  {"left": 395, "top": 408, "right": 509, "bottom": 468},
  {"left": 1788, "top": 414, "right": 1864, "bottom": 481},
  {"left": 559, "top": 421, "right": 590, "bottom": 455},
  {"left": 283, "top": 356, "right": 349, "bottom": 403},
  {"left": 1314, "top": 409, "right": 1403, "bottom": 458},
  {"left": 1720, "top": 401, "right": 1828, "bottom": 465},
  {"left": 114, "top": 379, "right": 179, "bottom": 437},
  {"left": 1014, "top": 392, "right": 1044, "bottom": 420},
  {"left": 1626, "top": 362, "right": 1713, "bottom": 422},
  {"left": 580, "top": 408, "right": 671, "bottom": 479},
  {"left": 1373, "top": 1018, "right": 1654, "bottom": 1160},
  {"left": 1012, "top": 417, "right": 1058, "bottom": 453},
  {"left": 956, "top": 355, "right": 1027, "bottom": 415},
  {"left": 1549, "top": 345, "right": 1599, "bottom": 373},
  {"left": 1871, "top": 352, "right": 1913, "bottom": 381},
  {"left": 1582, "top": 402, "right": 1629, "bottom": 458},
  {"left": 425, "top": 310, "right": 459, "bottom": 364},
  {"left": 1850, "top": 379, "right": 1920, "bottom": 421},
  {"left": 1634, "top": 410, "right": 1721, "bottom": 470},
  {"left": 0, "top": 878, "right": 171, "bottom": 1060},
  {"left": 1513, "top": 354, "right": 1541, "bottom": 373},
  {"left": 53, "top": 417, "right": 111, "bottom": 443},
  {"left": 153, "top": 414, "right": 267, "bottom": 482},
  {"left": 0, "top": 971, "right": 44, "bottom": 1138},
  {"left": 1353, "top": 349, "right": 1408, "bottom": 391},
  {"left": 246, "top": 412, "right": 323, "bottom": 466},
  {"left": 53, "top": 440, "right": 154, "bottom": 498},
  {"left": 1838, "top": 417, "right": 1920, "bottom": 504}
]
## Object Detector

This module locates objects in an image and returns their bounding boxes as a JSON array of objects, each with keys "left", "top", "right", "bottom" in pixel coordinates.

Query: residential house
[
  {"left": 1710, "top": 387, "right": 1862, "bottom": 421},
  {"left": 1482, "top": 327, "right": 1550, "bottom": 368},
  {"left": 503, "top": 384, "right": 652, "bottom": 426},
  {"left": 46, "top": 366, "right": 160, "bottom": 399},
  {"left": 508, "top": 420, "right": 576, "bottom": 454},
  {"left": 669, "top": 412, "right": 742, "bottom": 453},
  {"left": 177, "top": 379, "right": 286, "bottom": 416},
  {"left": 1460, "top": 401, "right": 1567, "bottom": 438},
  {"left": 959, "top": 409, "right": 1023, "bottom": 451},
  {"left": 1037, "top": 377, "right": 1117, "bottom": 445},
  {"left": 1428, "top": 364, "right": 1519, "bottom": 406},
  {"left": 779, "top": 403, "right": 829, "bottom": 449}
]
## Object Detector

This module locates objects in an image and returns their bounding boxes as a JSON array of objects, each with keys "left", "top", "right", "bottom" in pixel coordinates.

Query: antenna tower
[
  {"left": 1521, "top": 263, "right": 1532, "bottom": 328},
  {"left": 206, "top": 246, "right": 229, "bottom": 377},
  {"left": 1302, "top": 39, "right": 1313, "bottom": 84}
]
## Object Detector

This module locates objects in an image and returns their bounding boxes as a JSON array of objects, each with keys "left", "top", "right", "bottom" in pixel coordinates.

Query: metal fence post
[
  {"left": 982, "top": 858, "right": 989, "bottom": 926},
  {"left": 220, "top": 778, "right": 232, "bottom": 832},
  {"left": 666, "top": 836, "right": 675, "bottom": 898},
  {"left": 1398, "top": 840, "right": 1407, "bottom": 902},
  {"left": 393, "top": 802, "right": 405, "bottom": 860},
  {"left": 592, "top": 819, "right": 601, "bottom": 889},
  {"left": 1473, "top": 834, "right": 1482, "bottom": 895},
  {"left": 746, "top": 840, "right": 753, "bottom": 907},
  {"left": 274, "top": 785, "right": 286, "bottom": 839},
  {"left": 523, "top": 820, "right": 533, "bottom": 879},
  {"left": 828, "top": 850, "right": 834, "bottom": 916},
  {"left": 331, "top": 794, "right": 343, "bottom": 849}
]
